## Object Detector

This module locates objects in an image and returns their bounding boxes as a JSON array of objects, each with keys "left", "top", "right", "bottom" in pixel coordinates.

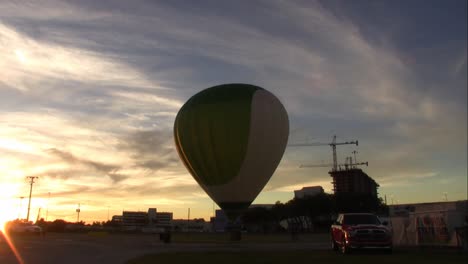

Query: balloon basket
[{"left": 226, "top": 222, "right": 242, "bottom": 241}]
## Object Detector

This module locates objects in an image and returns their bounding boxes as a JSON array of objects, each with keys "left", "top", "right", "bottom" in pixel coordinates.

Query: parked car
[
  {"left": 8, "top": 222, "right": 43, "bottom": 235},
  {"left": 331, "top": 213, "right": 392, "bottom": 254}
]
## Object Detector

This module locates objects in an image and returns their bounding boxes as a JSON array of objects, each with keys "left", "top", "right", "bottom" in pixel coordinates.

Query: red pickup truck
[{"left": 331, "top": 213, "right": 392, "bottom": 254}]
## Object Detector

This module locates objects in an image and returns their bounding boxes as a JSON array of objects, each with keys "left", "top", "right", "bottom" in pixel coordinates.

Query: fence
[{"left": 391, "top": 210, "right": 467, "bottom": 248}]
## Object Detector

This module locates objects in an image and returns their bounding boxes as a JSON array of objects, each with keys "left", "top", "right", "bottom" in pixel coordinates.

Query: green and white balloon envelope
[{"left": 174, "top": 83, "right": 289, "bottom": 220}]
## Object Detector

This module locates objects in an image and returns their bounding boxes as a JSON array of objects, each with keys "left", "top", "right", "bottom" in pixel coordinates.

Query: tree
[
  {"left": 333, "top": 193, "right": 388, "bottom": 214},
  {"left": 48, "top": 219, "right": 67, "bottom": 232},
  {"left": 242, "top": 207, "right": 277, "bottom": 233}
]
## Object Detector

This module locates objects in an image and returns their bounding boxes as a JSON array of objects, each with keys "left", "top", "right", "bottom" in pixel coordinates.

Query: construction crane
[
  {"left": 300, "top": 161, "right": 368, "bottom": 170},
  {"left": 289, "top": 135, "right": 358, "bottom": 171},
  {"left": 352, "top": 150, "right": 358, "bottom": 163}
]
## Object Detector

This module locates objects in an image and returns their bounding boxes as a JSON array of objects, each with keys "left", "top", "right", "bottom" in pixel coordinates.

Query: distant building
[
  {"left": 211, "top": 209, "right": 243, "bottom": 232},
  {"left": 148, "top": 208, "right": 157, "bottom": 224},
  {"left": 156, "top": 212, "right": 173, "bottom": 229},
  {"left": 114, "top": 208, "right": 173, "bottom": 231},
  {"left": 210, "top": 205, "right": 275, "bottom": 232},
  {"left": 112, "top": 215, "right": 123, "bottom": 223},
  {"left": 294, "top": 186, "right": 324, "bottom": 199},
  {"left": 173, "top": 218, "right": 211, "bottom": 232},
  {"left": 212, "top": 209, "right": 229, "bottom": 232},
  {"left": 122, "top": 211, "right": 147, "bottom": 228},
  {"left": 329, "top": 168, "right": 379, "bottom": 196}
]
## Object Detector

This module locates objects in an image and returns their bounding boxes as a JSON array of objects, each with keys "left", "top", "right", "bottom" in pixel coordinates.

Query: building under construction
[
  {"left": 329, "top": 168, "right": 379, "bottom": 197},
  {"left": 292, "top": 135, "right": 380, "bottom": 197}
]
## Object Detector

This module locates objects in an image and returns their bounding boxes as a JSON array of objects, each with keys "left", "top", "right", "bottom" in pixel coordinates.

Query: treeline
[
  {"left": 33, "top": 219, "right": 119, "bottom": 232},
  {"left": 241, "top": 193, "right": 388, "bottom": 233}
]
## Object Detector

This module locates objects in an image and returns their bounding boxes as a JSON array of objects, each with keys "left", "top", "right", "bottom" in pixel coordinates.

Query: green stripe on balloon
[{"left": 174, "top": 84, "right": 262, "bottom": 186}]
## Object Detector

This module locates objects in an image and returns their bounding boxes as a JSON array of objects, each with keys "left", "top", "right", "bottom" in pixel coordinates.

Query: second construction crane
[{"left": 290, "top": 135, "right": 359, "bottom": 171}]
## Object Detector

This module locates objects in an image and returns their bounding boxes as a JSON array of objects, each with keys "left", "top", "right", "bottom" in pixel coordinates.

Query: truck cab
[{"left": 331, "top": 213, "right": 392, "bottom": 254}]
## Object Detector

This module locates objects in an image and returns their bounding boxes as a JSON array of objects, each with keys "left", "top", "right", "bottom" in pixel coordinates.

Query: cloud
[
  {"left": 378, "top": 171, "right": 439, "bottom": 187},
  {"left": 0, "top": 23, "right": 159, "bottom": 92},
  {"left": 119, "top": 129, "right": 179, "bottom": 171},
  {"left": 46, "top": 148, "right": 128, "bottom": 182},
  {"left": 269, "top": 180, "right": 333, "bottom": 193},
  {"left": 36, "top": 186, "right": 92, "bottom": 198},
  {"left": 453, "top": 49, "right": 467, "bottom": 76},
  {"left": 112, "top": 91, "right": 183, "bottom": 109},
  {"left": 48, "top": 148, "right": 117, "bottom": 172}
]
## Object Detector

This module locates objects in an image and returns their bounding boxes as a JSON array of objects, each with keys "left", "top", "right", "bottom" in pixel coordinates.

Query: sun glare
[
  {"left": 0, "top": 199, "right": 25, "bottom": 264},
  {"left": 0, "top": 183, "right": 21, "bottom": 231},
  {"left": 14, "top": 49, "right": 28, "bottom": 64},
  {"left": 0, "top": 200, "right": 17, "bottom": 231}
]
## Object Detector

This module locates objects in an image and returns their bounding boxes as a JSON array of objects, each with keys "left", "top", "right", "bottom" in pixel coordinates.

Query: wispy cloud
[
  {"left": 378, "top": 171, "right": 439, "bottom": 187},
  {"left": 269, "top": 180, "right": 333, "bottom": 193},
  {"left": 0, "top": 23, "right": 158, "bottom": 92},
  {"left": 45, "top": 148, "right": 128, "bottom": 183},
  {"left": 119, "top": 129, "right": 179, "bottom": 171}
]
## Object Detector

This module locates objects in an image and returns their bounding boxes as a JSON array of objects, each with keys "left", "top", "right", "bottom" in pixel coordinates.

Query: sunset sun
[
  {"left": 0, "top": 183, "right": 21, "bottom": 231},
  {"left": 14, "top": 49, "right": 27, "bottom": 64},
  {"left": 0, "top": 203, "right": 16, "bottom": 232}
]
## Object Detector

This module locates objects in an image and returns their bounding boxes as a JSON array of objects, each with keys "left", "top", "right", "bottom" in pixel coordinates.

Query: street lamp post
[{"left": 76, "top": 203, "right": 81, "bottom": 223}]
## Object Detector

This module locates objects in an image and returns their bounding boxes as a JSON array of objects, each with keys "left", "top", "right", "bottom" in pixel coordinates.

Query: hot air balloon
[{"left": 174, "top": 83, "right": 289, "bottom": 236}]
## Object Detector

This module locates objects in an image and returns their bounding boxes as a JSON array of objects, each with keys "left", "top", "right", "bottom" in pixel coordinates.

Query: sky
[{"left": 0, "top": 0, "right": 466, "bottom": 223}]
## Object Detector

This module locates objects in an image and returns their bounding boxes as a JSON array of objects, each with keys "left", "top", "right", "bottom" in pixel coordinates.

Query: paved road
[{"left": 0, "top": 233, "right": 329, "bottom": 264}]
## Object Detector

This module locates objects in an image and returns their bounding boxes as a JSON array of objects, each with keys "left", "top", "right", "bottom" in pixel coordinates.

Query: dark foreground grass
[
  {"left": 127, "top": 250, "right": 468, "bottom": 264},
  {"left": 170, "top": 232, "right": 328, "bottom": 243}
]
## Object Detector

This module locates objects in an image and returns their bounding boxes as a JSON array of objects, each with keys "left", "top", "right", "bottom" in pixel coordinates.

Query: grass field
[
  {"left": 126, "top": 250, "right": 468, "bottom": 264},
  {"left": 169, "top": 232, "right": 327, "bottom": 243}
]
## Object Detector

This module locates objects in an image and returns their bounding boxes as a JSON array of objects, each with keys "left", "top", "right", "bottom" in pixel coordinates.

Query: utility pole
[
  {"left": 187, "top": 208, "right": 190, "bottom": 231},
  {"left": 46, "top": 192, "right": 50, "bottom": 221},
  {"left": 36, "top": 208, "right": 42, "bottom": 223},
  {"left": 26, "top": 176, "right": 38, "bottom": 222}
]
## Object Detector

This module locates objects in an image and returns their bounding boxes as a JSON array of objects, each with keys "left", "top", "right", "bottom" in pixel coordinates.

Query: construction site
[{"left": 292, "top": 135, "right": 378, "bottom": 197}]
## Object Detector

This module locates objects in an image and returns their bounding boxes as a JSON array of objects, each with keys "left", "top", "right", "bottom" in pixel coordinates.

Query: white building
[
  {"left": 156, "top": 212, "right": 173, "bottom": 229},
  {"left": 294, "top": 186, "right": 324, "bottom": 199},
  {"left": 115, "top": 208, "right": 173, "bottom": 231}
]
